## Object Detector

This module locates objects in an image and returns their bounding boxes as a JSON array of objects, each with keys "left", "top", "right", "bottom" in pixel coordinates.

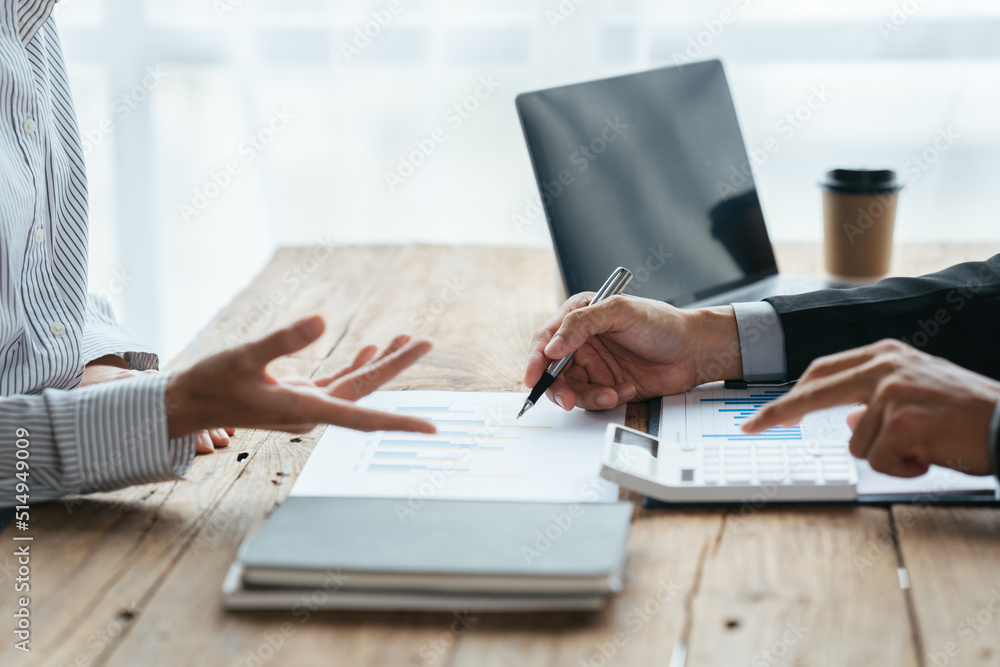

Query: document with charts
[
  {"left": 659, "top": 383, "right": 997, "bottom": 496},
  {"left": 291, "top": 391, "right": 625, "bottom": 504}
]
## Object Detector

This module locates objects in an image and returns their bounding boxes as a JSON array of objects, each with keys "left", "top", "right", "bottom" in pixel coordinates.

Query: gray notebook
[{"left": 240, "top": 497, "right": 633, "bottom": 595}]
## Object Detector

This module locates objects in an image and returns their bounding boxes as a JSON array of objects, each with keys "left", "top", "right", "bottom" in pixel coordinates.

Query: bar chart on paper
[
  {"left": 659, "top": 384, "right": 853, "bottom": 446},
  {"left": 290, "top": 391, "right": 625, "bottom": 504},
  {"left": 364, "top": 401, "right": 535, "bottom": 478}
]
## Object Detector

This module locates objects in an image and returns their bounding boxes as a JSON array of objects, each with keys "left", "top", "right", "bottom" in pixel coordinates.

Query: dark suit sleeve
[{"left": 764, "top": 254, "right": 1000, "bottom": 380}]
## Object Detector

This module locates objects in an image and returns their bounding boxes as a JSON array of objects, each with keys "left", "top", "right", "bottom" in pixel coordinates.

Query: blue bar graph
[
  {"left": 373, "top": 450, "right": 418, "bottom": 458},
  {"left": 427, "top": 420, "right": 485, "bottom": 425},
  {"left": 365, "top": 399, "right": 518, "bottom": 477},
  {"left": 699, "top": 387, "right": 802, "bottom": 441},
  {"left": 394, "top": 406, "right": 475, "bottom": 415},
  {"left": 369, "top": 463, "right": 471, "bottom": 473},
  {"left": 380, "top": 439, "right": 502, "bottom": 450}
]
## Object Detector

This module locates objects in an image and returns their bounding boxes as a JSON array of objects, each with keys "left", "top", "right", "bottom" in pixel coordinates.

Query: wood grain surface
[{"left": 2, "top": 242, "right": 999, "bottom": 667}]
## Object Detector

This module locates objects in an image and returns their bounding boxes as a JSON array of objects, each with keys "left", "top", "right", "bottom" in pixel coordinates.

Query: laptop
[{"left": 515, "top": 59, "right": 847, "bottom": 308}]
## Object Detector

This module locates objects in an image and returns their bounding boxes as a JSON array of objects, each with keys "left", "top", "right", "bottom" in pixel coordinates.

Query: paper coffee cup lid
[{"left": 821, "top": 168, "right": 902, "bottom": 195}]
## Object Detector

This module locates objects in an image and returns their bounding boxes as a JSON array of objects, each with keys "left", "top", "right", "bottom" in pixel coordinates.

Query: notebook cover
[{"left": 241, "top": 497, "right": 632, "bottom": 582}]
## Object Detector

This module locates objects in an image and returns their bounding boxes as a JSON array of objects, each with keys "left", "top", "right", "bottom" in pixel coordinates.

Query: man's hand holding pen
[{"left": 522, "top": 290, "right": 743, "bottom": 412}]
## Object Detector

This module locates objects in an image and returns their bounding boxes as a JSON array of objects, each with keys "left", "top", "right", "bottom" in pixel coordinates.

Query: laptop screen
[{"left": 516, "top": 60, "right": 778, "bottom": 306}]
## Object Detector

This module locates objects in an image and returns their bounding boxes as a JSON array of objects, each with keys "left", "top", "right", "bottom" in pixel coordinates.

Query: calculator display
[{"left": 613, "top": 427, "right": 659, "bottom": 458}]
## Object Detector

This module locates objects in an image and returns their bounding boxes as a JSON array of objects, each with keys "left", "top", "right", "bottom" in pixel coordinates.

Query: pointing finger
[
  {"left": 743, "top": 361, "right": 886, "bottom": 433},
  {"left": 300, "top": 395, "right": 437, "bottom": 434}
]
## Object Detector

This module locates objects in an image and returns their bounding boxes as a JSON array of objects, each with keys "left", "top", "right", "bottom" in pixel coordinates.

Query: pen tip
[{"left": 516, "top": 402, "right": 530, "bottom": 419}]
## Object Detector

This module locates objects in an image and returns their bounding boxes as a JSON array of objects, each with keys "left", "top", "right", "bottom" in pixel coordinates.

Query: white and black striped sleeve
[
  {"left": 79, "top": 292, "right": 198, "bottom": 479},
  {"left": 0, "top": 373, "right": 198, "bottom": 508},
  {"left": 1, "top": 2, "right": 199, "bottom": 509},
  {"left": 82, "top": 292, "right": 159, "bottom": 371}
]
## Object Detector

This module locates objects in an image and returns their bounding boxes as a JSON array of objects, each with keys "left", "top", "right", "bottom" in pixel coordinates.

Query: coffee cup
[{"left": 821, "top": 168, "right": 902, "bottom": 280}]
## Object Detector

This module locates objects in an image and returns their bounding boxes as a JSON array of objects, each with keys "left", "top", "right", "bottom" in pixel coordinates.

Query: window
[{"left": 56, "top": 0, "right": 1000, "bottom": 359}]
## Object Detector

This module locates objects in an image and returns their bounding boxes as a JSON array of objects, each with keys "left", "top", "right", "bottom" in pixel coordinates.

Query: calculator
[{"left": 600, "top": 424, "right": 859, "bottom": 503}]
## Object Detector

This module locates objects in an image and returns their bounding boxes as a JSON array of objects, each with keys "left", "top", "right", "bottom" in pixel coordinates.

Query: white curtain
[{"left": 55, "top": 0, "right": 1000, "bottom": 360}]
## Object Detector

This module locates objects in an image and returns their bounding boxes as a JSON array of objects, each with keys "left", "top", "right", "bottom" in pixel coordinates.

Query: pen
[{"left": 517, "top": 266, "right": 634, "bottom": 419}]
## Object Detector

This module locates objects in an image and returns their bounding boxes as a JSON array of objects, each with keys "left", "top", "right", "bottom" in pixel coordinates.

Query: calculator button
[
  {"left": 622, "top": 434, "right": 858, "bottom": 500},
  {"left": 823, "top": 470, "right": 853, "bottom": 483},
  {"left": 764, "top": 471, "right": 791, "bottom": 485}
]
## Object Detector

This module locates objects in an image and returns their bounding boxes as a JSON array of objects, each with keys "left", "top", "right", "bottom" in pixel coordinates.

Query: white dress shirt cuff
[
  {"left": 732, "top": 302, "right": 788, "bottom": 382},
  {"left": 45, "top": 372, "right": 197, "bottom": 493},
  {"left": 81, "top": 293, "right": 159, "bottom": 371}
]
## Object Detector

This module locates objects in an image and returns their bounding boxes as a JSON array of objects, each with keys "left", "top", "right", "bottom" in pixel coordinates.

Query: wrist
[
  {"left": 165, "top": 371, "right": 202, "bottom": 438},
  {"left": 86, "top": 353, "right": 129, "bottom": 369},
  {"left": 688, "top": 306, "right": 743, "bottom": 384}
]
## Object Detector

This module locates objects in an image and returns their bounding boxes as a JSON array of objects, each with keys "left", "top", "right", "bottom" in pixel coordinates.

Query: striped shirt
[{"left": 0, "top": 0, "right": 195, "bottom": 509}]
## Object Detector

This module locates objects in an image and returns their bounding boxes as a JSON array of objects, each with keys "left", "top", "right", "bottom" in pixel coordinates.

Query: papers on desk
[
  {"left": 658, "top": 384, "right": 998, "bottom": 499},
  {"left": 854, "top": 461, "right": 997, "bottom": 497},
  {"left": 291, "top": 390, "right": 625, "bottom": 504}
]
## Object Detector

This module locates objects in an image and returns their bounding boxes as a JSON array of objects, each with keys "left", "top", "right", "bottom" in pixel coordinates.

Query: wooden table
[{"left": 4, "top": 243, "right": 1000, "bottom": 667}]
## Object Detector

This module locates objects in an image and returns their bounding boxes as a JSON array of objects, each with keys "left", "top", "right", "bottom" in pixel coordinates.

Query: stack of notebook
[{"left": 224, "top": 497, "right": 633, "bottom": 612}]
